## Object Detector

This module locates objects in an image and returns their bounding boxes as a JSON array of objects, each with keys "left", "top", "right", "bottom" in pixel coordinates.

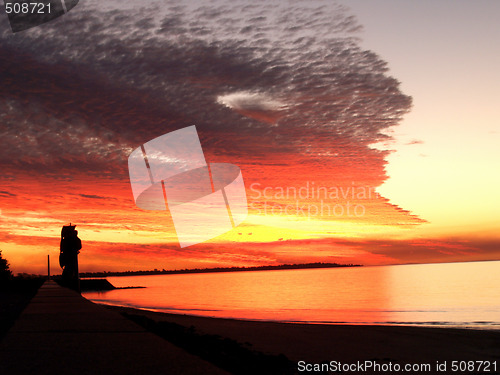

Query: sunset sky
[{"left": 0, "top": 0, "right": 498, "bottom": 275}]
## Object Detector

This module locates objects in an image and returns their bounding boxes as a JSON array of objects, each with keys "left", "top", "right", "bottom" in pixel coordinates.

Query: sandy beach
[{"left": 107, "top": 305, "right": 500, "bottom": 373}]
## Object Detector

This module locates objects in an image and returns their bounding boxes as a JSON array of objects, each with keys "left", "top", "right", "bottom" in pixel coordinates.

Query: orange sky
[{"left": 1, "top": 1, "right": 499, "bottom": 275}]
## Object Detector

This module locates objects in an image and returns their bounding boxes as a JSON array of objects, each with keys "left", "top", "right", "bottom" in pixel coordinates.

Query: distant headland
[{"left": 80, "top": 262, "right": 362, "bottom": 278}]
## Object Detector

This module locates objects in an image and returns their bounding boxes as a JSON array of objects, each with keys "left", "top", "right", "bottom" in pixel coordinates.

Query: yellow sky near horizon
[{"left": 347, "top": 0, "right": 500, "bottom": 240}]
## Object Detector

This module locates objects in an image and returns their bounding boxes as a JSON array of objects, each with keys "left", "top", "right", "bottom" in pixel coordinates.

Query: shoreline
[
  {"left": 104, "top": 304, "right": 500, "bottom": 370},
  {"left": 79, "top": 262, "right": 362, "bottom": 279},
  {"left": 93, "top": 301, "right": 500, "bottom": 331}
]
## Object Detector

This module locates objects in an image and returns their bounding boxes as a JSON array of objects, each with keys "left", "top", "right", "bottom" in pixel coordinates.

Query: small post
[
  {"left": 47, "top": 254, "right": 50, "bottom": 281},
  {"left": 76, "top": 255, "right": 80, "bottom": 294}
]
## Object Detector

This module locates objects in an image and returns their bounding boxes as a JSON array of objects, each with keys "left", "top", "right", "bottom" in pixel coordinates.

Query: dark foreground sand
[{"left": 108, "top": 306, "right": 500, "bottom": 373}]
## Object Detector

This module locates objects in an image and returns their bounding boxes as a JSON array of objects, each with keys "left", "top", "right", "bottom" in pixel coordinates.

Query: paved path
[{"left": 0, "top": 281, "right": 229, "bottom": 375}]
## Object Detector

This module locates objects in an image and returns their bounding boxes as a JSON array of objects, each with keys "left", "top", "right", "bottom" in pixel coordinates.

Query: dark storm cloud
[
  {"left": 0, "top": 0, "right": 411, "bottom": 179},
  {"left": 0, "top": 1, "right": 421, "bottom": 230}
]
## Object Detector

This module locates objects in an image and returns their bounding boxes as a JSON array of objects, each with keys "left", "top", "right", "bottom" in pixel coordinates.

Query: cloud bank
[{"left": 0, "top": 0, "right": 428, "bottom": 271}]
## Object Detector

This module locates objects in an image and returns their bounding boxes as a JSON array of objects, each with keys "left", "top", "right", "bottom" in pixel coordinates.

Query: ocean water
[{"left": 83, "top": 260, "right": 500, "bottom": 329}]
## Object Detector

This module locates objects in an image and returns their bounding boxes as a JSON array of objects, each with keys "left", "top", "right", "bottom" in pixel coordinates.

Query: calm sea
[{"left": 83, "top": 260, "right": 500, "bottom": 329}]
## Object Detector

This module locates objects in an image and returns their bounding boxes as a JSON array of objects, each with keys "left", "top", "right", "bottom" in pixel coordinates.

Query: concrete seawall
[{"left": 0, "top": 281, "right": 228, "bottom": 375}]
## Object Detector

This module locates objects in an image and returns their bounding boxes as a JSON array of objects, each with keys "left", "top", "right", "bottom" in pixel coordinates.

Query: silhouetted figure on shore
[{"left": 60, "top": 224, "right": 82, "bottom": 292}]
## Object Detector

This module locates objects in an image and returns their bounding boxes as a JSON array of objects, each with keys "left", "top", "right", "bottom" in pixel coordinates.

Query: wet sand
[{"left": 108, "top": 305, "right": 500, "bottom": 373}]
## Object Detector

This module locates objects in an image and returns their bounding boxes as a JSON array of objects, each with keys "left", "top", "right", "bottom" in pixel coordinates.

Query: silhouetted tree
[{"left": 0, "top": 250, "right": 13, "bottom": 284}]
